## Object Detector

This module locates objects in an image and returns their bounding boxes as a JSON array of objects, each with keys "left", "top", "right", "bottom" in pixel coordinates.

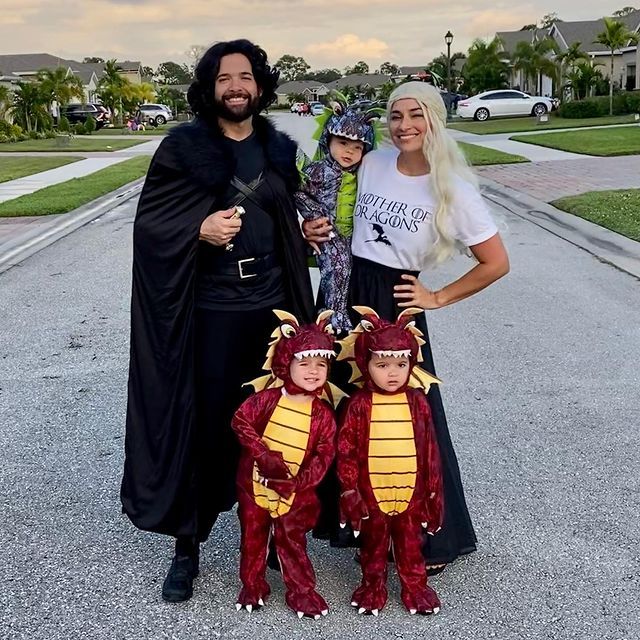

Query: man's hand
[
  {"left": 302, "top": 217, "right": 333, "bottom": 248},
  {"left": 199, "top": 208, "right": 242, "bottom": 247},
  {"left": 255, "top": 450, "right": 290, "bottom": 480}
]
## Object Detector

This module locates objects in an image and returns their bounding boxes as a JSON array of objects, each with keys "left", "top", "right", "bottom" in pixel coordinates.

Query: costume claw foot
[
  {"left": 401, "top": 586, "right": 441, "bottom": 615},
  {"left": 286, "top": 590, "right": 329, "bottom": 619},
  {"left": 236, "top": 584, "right": 270, "bottom": 612},
  {"left": 351, "top": 583, "right": 387, "bottom": 614}
]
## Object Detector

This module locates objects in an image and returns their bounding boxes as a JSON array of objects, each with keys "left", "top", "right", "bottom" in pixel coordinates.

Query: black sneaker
[{"left": 162, "top": 554, "right": 199, "bottom": 602}]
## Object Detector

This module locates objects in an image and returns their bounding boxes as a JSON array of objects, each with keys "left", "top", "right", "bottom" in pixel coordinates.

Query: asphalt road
[{"left": 1, "top": 119, "right": 639, "bottom": 640}]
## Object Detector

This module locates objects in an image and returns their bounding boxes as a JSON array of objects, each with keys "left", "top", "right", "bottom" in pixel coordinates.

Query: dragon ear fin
[
  {"left": 316, "top": 309, "right": 334, "bottom": 324},
  {"left": 273, "top": 309, "right": 299, "bottom": 324},
  {"left": 397, "top": 307, "right": 423, "bottom": 321},
  {"left": 352, "top": 305, "right": 379, "bottom": 318}
]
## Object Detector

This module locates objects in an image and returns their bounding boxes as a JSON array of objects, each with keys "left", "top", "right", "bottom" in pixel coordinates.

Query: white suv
[{"left": 138, "top": 104, "right": 174, "bottom": 126}]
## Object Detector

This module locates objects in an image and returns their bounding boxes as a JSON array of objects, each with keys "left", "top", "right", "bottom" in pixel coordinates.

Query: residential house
[
  {"left": 549, "top": 10, "right": 640, "bottom": 91},
  {"left": 275, "top": 80, "right": 331, "bottom": 105}
]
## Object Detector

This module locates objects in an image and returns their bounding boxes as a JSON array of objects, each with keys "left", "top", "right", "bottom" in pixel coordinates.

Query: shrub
[
  {"left": 73, "top": 122, "right": 86, "bottom": 135},
  {"left": 0, "top": 134, "right": 9, "bottom": 144},
  {"left": 558, "top": 100, "right": 604, "bottom": 118},
  {"left": 0, "top": 120, "right": 12, "bottom": 136},
  {"left": 625, "top": 91, "right": 640, "bottom": 114},
  {"left": 58, "top": 115, "right": 71, "bottom": 132},
  {"left": 28, "top": 130, "right": 40, "bottom": 139},
  {"left": 84, "top": 115, "right": 96, "bottom": 135}
]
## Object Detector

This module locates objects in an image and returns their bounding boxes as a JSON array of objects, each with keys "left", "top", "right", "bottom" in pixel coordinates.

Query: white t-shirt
[{"left": 352, "top": 148, "right": 498, "bottom": 271}]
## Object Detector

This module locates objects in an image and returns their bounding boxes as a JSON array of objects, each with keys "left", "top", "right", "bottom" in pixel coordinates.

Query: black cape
[{"left": 120, "top": 116, "right": 315, "bottom": 536}]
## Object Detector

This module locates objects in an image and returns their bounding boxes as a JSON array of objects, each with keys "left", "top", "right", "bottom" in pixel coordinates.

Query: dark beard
[{"left": 213, "top": 93, "right": 261, "bottom": 122}]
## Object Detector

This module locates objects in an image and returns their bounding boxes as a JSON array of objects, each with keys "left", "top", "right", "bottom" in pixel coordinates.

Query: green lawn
[
  {"left": 95, "top": 123, "right": 176, "bottom": 136},
  {"left": 0, "top": 137, "right": 148, "bottom": 152},
  {"left": 510, "top": 126, "right": 640, "bottom": 156},
  {"left": 0, "top": 157, "right": 80, "bottom": 183},
  {"left": 0, "top": 156, "right": 151, "bottom": 217},
  {"left": 449, "top": 114, "right": 637, "bottom": 135},
  {"left": 459, "top": 142, "right": 529, "bottom": 165},
  {"left": 552, "top": 189, "right": 640, "bottom": 241}
]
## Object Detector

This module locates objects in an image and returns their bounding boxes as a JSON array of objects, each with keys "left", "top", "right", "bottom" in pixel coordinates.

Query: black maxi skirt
[{"left": 348, "top": 255, "right": 477, "bottom": 564}]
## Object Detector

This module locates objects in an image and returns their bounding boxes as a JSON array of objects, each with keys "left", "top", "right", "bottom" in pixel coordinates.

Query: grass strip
[
  {"left": 0, "top": 156, "right": 80, "bottom": 183},
  {"left": 0, "top": 156, "right": 151, "bottom": 217},
  {"left": 552, "top": 189, "right": 640, "bottom": 241},
  {"left": 459, "top": 142, "right": 529, "bottom": 165},
  {"left": 0, "top": 137, "right": 148, "bottom": 152}
]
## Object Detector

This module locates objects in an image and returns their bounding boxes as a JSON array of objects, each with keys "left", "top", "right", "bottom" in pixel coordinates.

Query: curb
[
  {"left": 479, "top": 176, "right": 640, "bottom": 281},
  {"left": 0, "top": 177, "right": 144, "bottom": 274}
]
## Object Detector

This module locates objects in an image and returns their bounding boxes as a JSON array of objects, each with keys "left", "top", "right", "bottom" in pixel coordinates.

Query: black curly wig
[{"left": 187, "top": 39, "right": 280, "bottom": 122}]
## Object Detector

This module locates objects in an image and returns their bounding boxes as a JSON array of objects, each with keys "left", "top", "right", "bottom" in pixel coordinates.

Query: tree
[
  {"left": 121, "top": 82, "right": 156, "bottom": 114},
  {"left": 37, "top": 67, "right": 84, "bottom": 117},
  {"left": 379, "top": 62, "right": 400, "bottom": 76},
  {"left": 140, "top": 65, "right": 154, "bottom": 79},
  {"left": 156, "top": 87, "right": 188, "bottom": 114},
  {"left": 344, "top": 61, "right": 369, "bottom": 75},
  {"left": 595, "top": 17, "right": 640, "bottom": 114},
  {"left": 186, "top": 45, "right": 207, "bottom": 74},
  {"left": 301, "top": 68, "right": 342, "bottom": 83},
  {"left": 612, "top": 6, "right": 638, "bottom": 16},
  {"left": 274, "top": 55, "right": 310, "bottom": 82},
  {"left": 565, "top": 60, "right": 603, "bottom": 99},
  {"left": 83, "top": 57, "right": 104, "bottom": 64},
  {"left": 8, "top": 82, "right": 50, "bottom": 132},
  {"left": 540, "top": 13, "right": 562, "bottom": 29},
  {"left": 428, "top": 52, "right": 466, "bottom": 89},
  {"left": 286, "top": 92, "right": 307, "bottom": 105},
  {"left": 0, "top": 85, "right": 12, "bottom": 119},
  {"left": 156, "top": 61, "right": 192, "bottom": 85},
  {"left": 97, "top": 59, "right": 127, "bottom": 124},
  {"left": 556, "top": 42, "right": 589, "bottom": 100},
  {"left": 461, "top": 37, "right": 509, "bottom": 94}
]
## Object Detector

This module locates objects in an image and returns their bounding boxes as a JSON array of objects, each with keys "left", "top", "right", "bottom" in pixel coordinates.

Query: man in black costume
[{"left": 120, "top": 39, "right": 314, "bottom": 602}]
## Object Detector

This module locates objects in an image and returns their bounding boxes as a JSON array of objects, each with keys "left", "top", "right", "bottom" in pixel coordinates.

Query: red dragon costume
[
  {"left": 337, "top": 306, "right": 444, "bottom": 616},
  {"left": 231, "top": 309, "right": 341, "bottom": 619}
]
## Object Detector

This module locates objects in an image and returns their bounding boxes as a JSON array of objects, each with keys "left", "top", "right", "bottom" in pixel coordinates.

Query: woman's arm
[{"left": 394, "top": 233, "right": 510, "bottom": 309}]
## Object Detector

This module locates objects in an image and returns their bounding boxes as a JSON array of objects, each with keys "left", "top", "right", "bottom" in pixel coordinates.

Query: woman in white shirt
[{"left": 304, "top": 81, "right": 509, "bottom": 571}]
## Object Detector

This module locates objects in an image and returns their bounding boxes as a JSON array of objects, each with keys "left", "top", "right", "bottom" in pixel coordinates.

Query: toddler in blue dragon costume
[{"left": 295, "top": 95, "right": 381, "bottom": 334}]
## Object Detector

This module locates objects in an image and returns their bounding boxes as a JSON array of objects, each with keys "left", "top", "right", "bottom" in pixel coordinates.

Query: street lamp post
[{"left": 445, "top": 30, "right": 454, "bottom": 95}]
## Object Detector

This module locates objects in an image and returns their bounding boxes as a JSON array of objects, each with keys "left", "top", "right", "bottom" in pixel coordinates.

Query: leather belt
[{"left": 210, "top": 254, "right": 278, "bottom": 280}]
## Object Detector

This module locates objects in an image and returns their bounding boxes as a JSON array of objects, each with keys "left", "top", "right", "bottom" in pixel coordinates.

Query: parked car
[
  {"left": 456, "top": 90, "right": 554, "bottom": 121},
  {"left": 138, "top": 104, "right": 173, "bottom": 126},
  {"left": 290, "top": 102, "right": 305, "bottom": 113},
  {"left": 309, "top": 102, "right": 325, "bottom": 116},
  {"left": 60, "top": 103, "right": 110, "bottom": 128}
]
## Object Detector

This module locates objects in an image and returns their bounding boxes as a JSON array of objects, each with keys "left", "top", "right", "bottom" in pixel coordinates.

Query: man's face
[{"left": 214, "top": 53, "right": 262, "bottom": 122}]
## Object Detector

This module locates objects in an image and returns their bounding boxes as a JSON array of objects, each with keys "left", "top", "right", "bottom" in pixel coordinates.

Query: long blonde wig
[{"left": 387, "top": 81, "right": 478, "bottom": 265}]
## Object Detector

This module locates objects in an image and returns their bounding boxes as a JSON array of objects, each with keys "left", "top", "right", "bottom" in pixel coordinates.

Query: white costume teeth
[
  {"left": 294, "top": 349, "right": 336, "bottom": 360},
  {"left": 371, "top": 349, "right": 411, "bottom": 358}
]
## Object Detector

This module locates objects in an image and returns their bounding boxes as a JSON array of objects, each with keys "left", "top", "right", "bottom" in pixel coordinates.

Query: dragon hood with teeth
[
  {"left": 246, "top": 309, "right": 345, "bottom": 404},
  {"left": 338, "top": 306, "right": 442, "bottom": 394}
]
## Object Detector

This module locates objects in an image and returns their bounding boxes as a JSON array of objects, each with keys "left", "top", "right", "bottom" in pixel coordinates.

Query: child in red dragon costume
[
  {"left": 337, "top": 306, "right": 444, "bottom": 616},
  {"left": 231, "top": 309, "right": 342, "bottom": 619}
]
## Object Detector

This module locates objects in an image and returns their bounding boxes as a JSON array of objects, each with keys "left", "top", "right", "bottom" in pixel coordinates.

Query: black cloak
[{"left": 121, "top": 116, "right": 315, "bottom": 536}]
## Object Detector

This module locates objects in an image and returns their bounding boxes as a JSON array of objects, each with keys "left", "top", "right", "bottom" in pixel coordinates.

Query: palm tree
[
  {"left": 462, "top": 37, "right": 509, "bottom": 94},
  {"left": 8, "top": 82, "right": 50, "bottom": 132},
  {"left": 37, "top": 67, "right": 84, "bottom": 118},
  {"left": 564, "top": 60, "right": 603, "bottom": 100},
  {"left": 512, "top": 42, "right": 537, "bottom": 92},
  {"left": 594, "top": 17, "right": 639, "bottom": 115},
  {"left": 0, "top": 85, "right": 10, "bottom": 119},
  {"left": 532, "top": 37, "right": 559, "bottom": 95},
  {"left": 556, "top": 42, "right": 589, "bottom": 100},
  {"left": 97, "top": 59, "right": 126, "bottom": 124}
]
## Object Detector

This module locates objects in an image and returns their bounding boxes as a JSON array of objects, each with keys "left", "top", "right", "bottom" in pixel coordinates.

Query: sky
[{"left": 0, "top": 0, "right": 633, "bottom": 71}]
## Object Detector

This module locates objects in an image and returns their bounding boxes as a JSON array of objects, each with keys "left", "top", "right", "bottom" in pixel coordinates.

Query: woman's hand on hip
[
  {"left": 394, "top": 274, "right": 443, "bottom": 310},
  {"left": 199, "top": 208, "right": 242, "bottom": 246}
]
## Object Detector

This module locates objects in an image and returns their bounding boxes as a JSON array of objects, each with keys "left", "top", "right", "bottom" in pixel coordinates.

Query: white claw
[
  {"left": 358, "top": 607, "right": 366, "bottom": 615},
  {"left": 321, "top": 609, "right": 329, "bottom": 616},
  {"left": 427, "top": 531, "right": 435, "bottom": 536},
  {"left": 433, "top": 607, "right": 440, "bottom": 614},
  {"left": 353, "top": 530, "right": 360, "bottom": 538},
  {"left": 372, "top": 609, "right": 379, "bottom": 617},
  {"left": 297, "top": 611, "right": 304, "bottom": 619},
  {"left": 258, "top": 598, "right": 264, "bottom": 606},
  {"left": 314, "top": 615, "right": 320, "bottom": 620},
  {"left": 421, "top": 522, "right": 428, "bottom": 529},
  {"left": 409, "top": 608, "right": 417, "bottom": 615},
  {"left": 339, "top": 522, "right": 346, "bottom": 529},
  {"left": 351, "top": 601, "right": 358, "bottom": 607},
  {"left": 236, "top": 603, "right": 242, "bottom": 611},
  {"left": 246, "top": 604, "right": 253, "bottom": 613}
]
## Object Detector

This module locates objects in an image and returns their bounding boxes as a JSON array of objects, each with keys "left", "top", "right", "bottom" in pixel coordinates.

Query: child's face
[
  {"left": 329, "top": 136, "right": 365, "bottom": 169},
  {"left": 289, "top": 355, "right": 329, "bottom": 393},
  {"left": 367, "top": 354, "right": 411, "bottom": 392}
]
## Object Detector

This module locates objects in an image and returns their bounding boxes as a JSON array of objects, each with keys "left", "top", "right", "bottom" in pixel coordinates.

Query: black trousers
[{"left": 192, "top": 306, "right": 276, "bottom": 542}]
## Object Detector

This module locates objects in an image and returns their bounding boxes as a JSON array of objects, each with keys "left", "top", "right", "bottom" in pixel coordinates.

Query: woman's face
[{"left": 388, "top": 98, "right": 428, "bottom": 153}]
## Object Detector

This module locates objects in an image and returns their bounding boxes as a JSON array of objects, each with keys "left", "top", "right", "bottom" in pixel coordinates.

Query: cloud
[
  {"left": 464, "top": 9, "right": 539, "bottom": 37},
  {"left": 305, "top": 34, "right": 391, "bottom": 63}
]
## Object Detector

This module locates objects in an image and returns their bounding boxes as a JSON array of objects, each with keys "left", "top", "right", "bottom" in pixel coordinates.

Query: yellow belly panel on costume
[
  {"left": 368, "top": 392, "right": 417, "bottom": 516},
  {"left": 252, "top": 394, "right": 312, "bottom": 518}
]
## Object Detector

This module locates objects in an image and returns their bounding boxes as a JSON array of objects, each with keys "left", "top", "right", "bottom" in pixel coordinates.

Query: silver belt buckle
[{"left": 238, "top": 257, "right": 256, "bottom": 279}]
